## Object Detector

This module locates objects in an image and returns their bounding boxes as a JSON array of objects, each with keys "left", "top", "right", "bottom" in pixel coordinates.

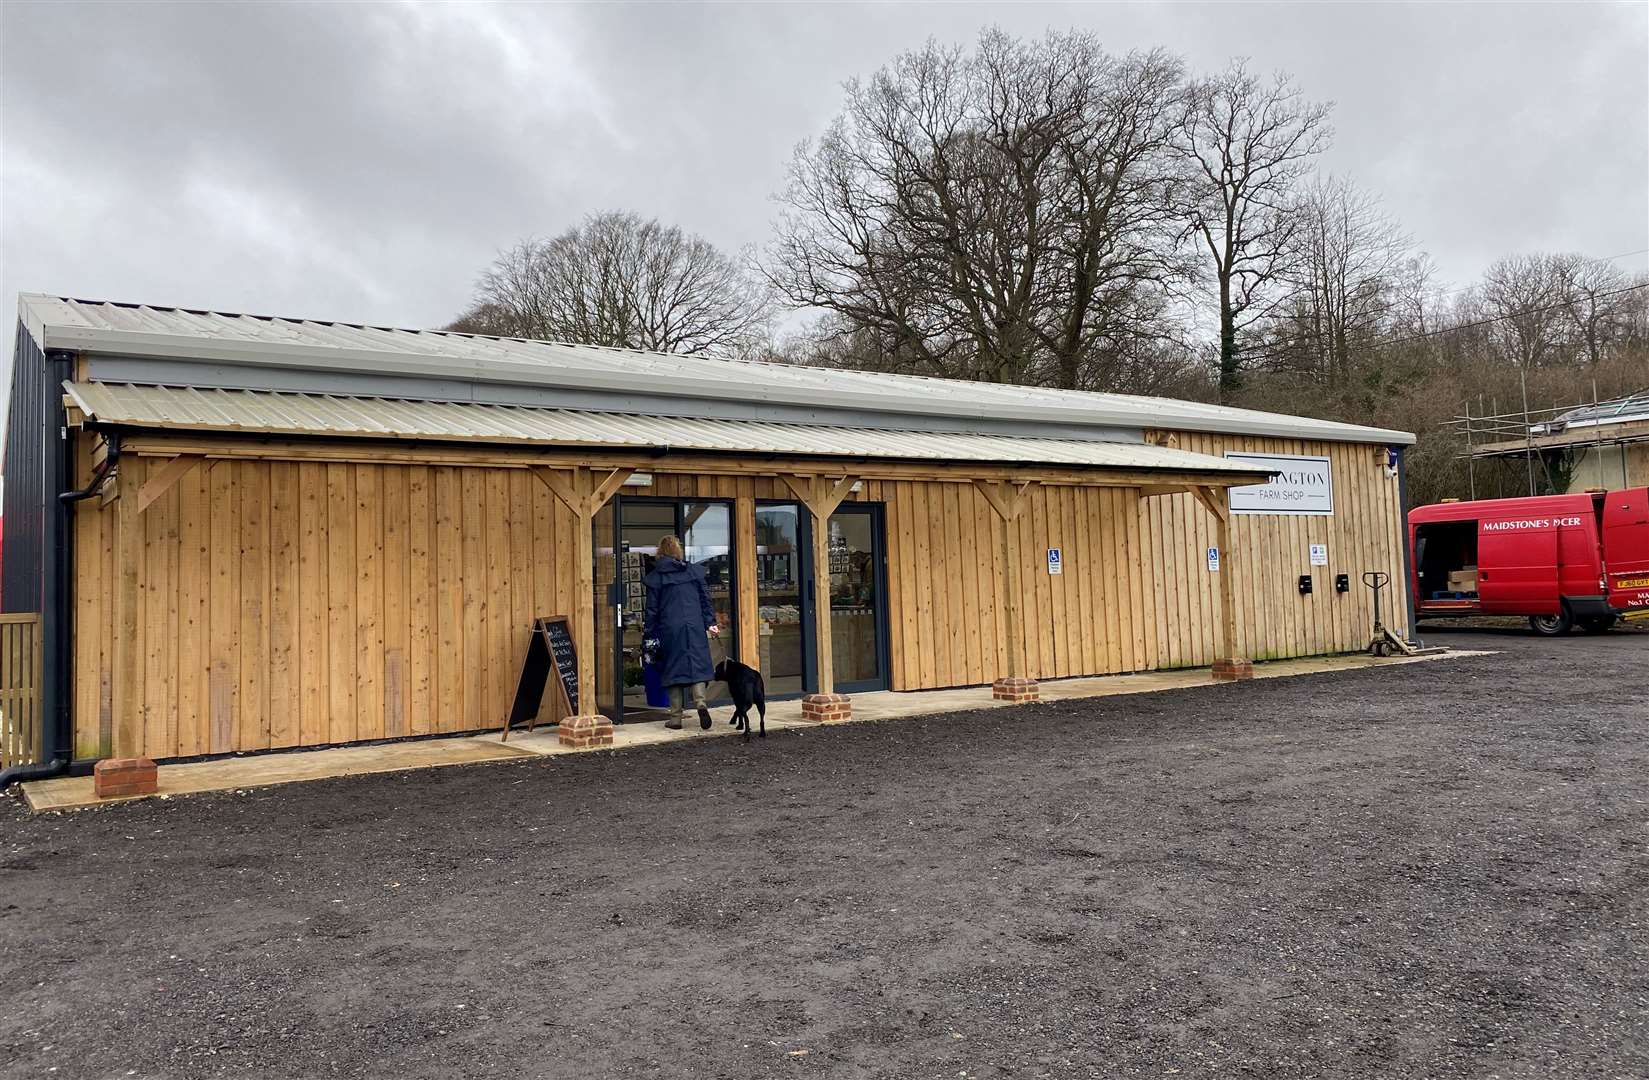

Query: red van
[{"left": 1409, "top": 488, "right": 1649, "bottom": 635}]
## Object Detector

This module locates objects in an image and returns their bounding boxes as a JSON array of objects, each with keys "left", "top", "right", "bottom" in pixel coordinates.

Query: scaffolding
[{"left": 1449, "top": 387, "right": 1649, "bottom": 497}]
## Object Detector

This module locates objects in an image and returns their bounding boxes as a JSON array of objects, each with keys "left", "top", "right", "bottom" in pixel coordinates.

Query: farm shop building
[{"left": 2, "top": 294, "right": 1414, "bottom": 770}]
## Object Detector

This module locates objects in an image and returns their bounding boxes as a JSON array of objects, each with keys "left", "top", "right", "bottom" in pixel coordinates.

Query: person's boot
[
  {"left": 697, "top": 702, "right": 713, "bottom": 730},
  {"left": 665, "top": 714, "right": 683, "bottom": 730}
]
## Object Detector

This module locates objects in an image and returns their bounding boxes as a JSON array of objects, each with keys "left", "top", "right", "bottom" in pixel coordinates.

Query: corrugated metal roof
[
  {"left": 63, "top": 381, "right": 1274, "bottom": 476},
  {"left": 22, "top": 295, "right": 1416, "bottom": 445}
]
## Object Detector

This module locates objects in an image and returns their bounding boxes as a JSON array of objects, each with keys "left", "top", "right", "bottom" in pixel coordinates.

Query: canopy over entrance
[{"left": 64, "top": 381, "right": 1271, "bottom": 482}]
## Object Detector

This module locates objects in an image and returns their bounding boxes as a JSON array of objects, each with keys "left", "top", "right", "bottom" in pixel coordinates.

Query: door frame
[
  {"left": 755, "top": 498, "right": 818, "bottom": 698},
  {"left": 830, "top": 501, "right": 892, "bottom": 694},
  {"left": 602, "top": 493, "right": 739, "bottom": 723}
]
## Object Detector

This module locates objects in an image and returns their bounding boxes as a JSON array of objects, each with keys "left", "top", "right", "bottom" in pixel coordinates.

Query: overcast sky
[{"left": 3, "top": 1, "right": 1646, "bottom": 388}]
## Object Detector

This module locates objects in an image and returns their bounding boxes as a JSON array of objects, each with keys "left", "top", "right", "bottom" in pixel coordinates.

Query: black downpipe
[
  {"left": 0, "top": 353, "right": 85, "bottom": 790},
  {"left": 1396, "top": 446, "right": 1419, "bottom": 644}
]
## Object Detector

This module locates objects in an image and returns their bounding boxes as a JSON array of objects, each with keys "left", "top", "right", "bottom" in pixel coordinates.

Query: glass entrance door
[
  {"left": 754, "top": 503, "right": 813, "bottom": 697},
  {"left": 602, "top": 496, "right": 737, "bottom": 724},
  {"left": 596, "top": 495, "right": 885, "bottom": 715},
  {"left": 826, "top": 504, "right": 889, "bottom": 693}
]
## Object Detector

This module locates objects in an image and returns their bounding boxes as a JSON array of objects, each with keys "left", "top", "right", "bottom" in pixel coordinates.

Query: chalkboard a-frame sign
[{"left": 502, "top": 616, "right": 579, "bottom": 741}]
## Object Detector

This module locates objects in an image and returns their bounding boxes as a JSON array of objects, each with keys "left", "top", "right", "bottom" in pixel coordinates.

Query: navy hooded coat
[{"left": 643, "top": 555, "right": 717, "bottom": 687}]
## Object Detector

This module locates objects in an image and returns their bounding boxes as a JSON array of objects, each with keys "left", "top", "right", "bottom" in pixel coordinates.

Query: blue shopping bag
[{"left": 641, "top": 637, "right": 669, "bottom": 707}]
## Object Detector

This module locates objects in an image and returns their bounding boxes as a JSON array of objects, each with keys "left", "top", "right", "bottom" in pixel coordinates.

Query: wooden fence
[{"left": 0, "top": 613, "right": 43, "bottom": 768}]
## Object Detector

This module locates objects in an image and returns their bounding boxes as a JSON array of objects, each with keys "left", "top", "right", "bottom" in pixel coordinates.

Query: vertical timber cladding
[
  {"left": 72, "top": 447, "right": 585, "bottom": 760},
  {"left": 71, "top": 436, "right": 1404, "bottom": 760},
  {"left": 1143, "top": 431, "right": 1408, "bottom": 667}
]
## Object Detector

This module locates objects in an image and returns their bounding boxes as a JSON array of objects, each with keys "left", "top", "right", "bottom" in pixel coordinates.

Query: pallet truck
[{"left": 1363, "top": 571, "right": 1447, "bottom": 657}]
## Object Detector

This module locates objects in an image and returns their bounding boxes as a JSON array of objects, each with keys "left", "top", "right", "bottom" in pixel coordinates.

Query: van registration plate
[{"left": 1616, "top": 576, "right": 1649, "bottom": 589}]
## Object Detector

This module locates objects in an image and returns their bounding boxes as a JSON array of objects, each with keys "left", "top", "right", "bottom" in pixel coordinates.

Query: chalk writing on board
[{"left": 503, "top": 616, "right": 580, "bottom": 739}]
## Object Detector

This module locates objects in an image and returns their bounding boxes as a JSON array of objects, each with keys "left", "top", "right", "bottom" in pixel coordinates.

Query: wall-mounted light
[{"left": 624, "top": 472, "right": 654, "bottom": 487}]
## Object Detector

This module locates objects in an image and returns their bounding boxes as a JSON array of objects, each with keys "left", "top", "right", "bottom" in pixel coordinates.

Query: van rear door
[
  {"left": 1602, "top": 488, "right": 1649, "bottom": 616},
  {"left": 1477, "top": 517, "right": 1560, "bottom": 614}
]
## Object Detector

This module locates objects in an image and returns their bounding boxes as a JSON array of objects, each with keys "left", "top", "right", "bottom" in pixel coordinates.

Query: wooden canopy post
[
  {"left": 532, "top": 465, "right": 633, "bottom": 745},
  {"left": 975, "top": 479, "right": 1041, "bottom": 702},
  {"left": 111, "top": 461, "right": 143, "bottom": 759},
  {"left": 1191, "top": 485, "right": 1251, "bottom": 682},
  {"left": 734, "top": 496, "right": 760, "bottom": 669},
  {"left": 780, "top": 473, "right": 857, "bottom": 723}
]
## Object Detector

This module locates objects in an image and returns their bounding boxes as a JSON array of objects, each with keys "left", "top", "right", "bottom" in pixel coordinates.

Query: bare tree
[
  {"left": 451, "top": 212, "right": 772, "bottom": 356},
  {"left": 764, "top": 29, "right": 1188, "bottom": 392},
  {"left": 1478, "top": 253, "right": 1568, "bottom": 369},
  {"left": 1550, "top": 253, "right": 1632, "bottom": 366},
  {"left": 1267, "top": 175, "right": 1417, "bottom": 380},
  {"left": 1175, "top": 61, "right": 1331, "bottom": 400}
]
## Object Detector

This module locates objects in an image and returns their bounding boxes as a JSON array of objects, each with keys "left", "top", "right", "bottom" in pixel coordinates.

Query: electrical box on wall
[
  {"left": 1335, "top": 573, "right": 1350, "bottom": 593},
  {"left": 1298, "top": 574, "right": 1313, "bottom": 595}
]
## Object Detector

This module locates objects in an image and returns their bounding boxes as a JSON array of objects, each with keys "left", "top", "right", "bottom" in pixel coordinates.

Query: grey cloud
[{"left": 3, "top": 0, "right": 1645, "bottom": 394}]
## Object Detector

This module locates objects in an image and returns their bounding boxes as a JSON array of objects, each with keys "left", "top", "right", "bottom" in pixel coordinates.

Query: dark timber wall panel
[{"left": 2, "top": 323, "right": 49, "bottom": 613}]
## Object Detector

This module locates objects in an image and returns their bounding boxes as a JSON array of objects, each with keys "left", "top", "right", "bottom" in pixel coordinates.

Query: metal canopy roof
[
  {"left": 64, "top": 381, "right": 1275, "bottom": 477},
  {"left": 22, "top": 295, "right": 1416, "bottom": 446}
]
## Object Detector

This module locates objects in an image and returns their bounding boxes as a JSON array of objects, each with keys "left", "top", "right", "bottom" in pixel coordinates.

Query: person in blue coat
[{"left": 643, "top": 535, "right": 720, "bottom": 730}]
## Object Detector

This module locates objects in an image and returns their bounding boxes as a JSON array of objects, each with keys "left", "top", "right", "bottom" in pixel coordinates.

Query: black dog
[{"left": 712, "top": 658, "right": 767, "bottom": 741}]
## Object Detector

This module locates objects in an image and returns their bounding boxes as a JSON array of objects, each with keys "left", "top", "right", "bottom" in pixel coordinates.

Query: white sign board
[
  {"left": 1309, "top": 543, "right": 1328, "bottom": 566},
  {"left": 1224, "top": 452, "right": 1334, "bottom": 517},
  {"left": 1207, "top": 546, "right": 1220, "bottom": 573},
  {"left": 1047, "top": 548, "right": 1063, "bottom": 575}
]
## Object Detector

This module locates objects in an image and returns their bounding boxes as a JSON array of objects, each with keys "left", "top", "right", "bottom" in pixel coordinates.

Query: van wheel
[
  {"left": 1578, "top": 614, "right": 1617, "bottom": 634},
  {"left": 1529, "top": 612, "right": 1573, "bottom": 636}
]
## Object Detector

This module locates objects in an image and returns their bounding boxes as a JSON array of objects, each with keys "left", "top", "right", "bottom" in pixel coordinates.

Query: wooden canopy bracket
[
  {"left": 1190, "top": 485, "right": 1230, "bottom": 523},
  {"left": 587, "top": 466, "right": 634, "bottom": 513},
  {"left": 530, "top": 466, "right": 581, "bottom": 515},
  {"left": 531, "top": 466, "right": 634, "bottom": 519},
  {"left": 1138, "top": 483, "right": 1188, "bottom": 499},
  {"left": 134, "top": 455, "right": 204, "bottom": 514},
  {"left": 780, "top": 473, "right": 857, "bottom": 520},
  {"left": 974, "top": 479, "right": 1036, "bottom": 522}
]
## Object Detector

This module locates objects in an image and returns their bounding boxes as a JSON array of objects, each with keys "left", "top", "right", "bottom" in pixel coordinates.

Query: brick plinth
[
  {"left": 801, "top": 693, "right": 851, "bottom": 724},
  {"left": 992, "top": 678, "right": 1040, "bottom": 703},
  {"left": 94, "top": 757, "right": 158, "bottom": 799},
  {"left": 1212, "top": 658, "right": 1255, "bottom": 682},
  {"left": 558, "top": 714, "right": 614, "bottom": 748}
]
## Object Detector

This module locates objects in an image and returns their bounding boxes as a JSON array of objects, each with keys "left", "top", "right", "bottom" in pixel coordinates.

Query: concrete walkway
[{"left": 19, "top": 649, "right": 1485, "bottom": 812}]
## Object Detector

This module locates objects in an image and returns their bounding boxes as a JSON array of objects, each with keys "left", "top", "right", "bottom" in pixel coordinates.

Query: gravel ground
[{"left": 2, "top": 627, "right": 1646, "bottom": 1080}]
